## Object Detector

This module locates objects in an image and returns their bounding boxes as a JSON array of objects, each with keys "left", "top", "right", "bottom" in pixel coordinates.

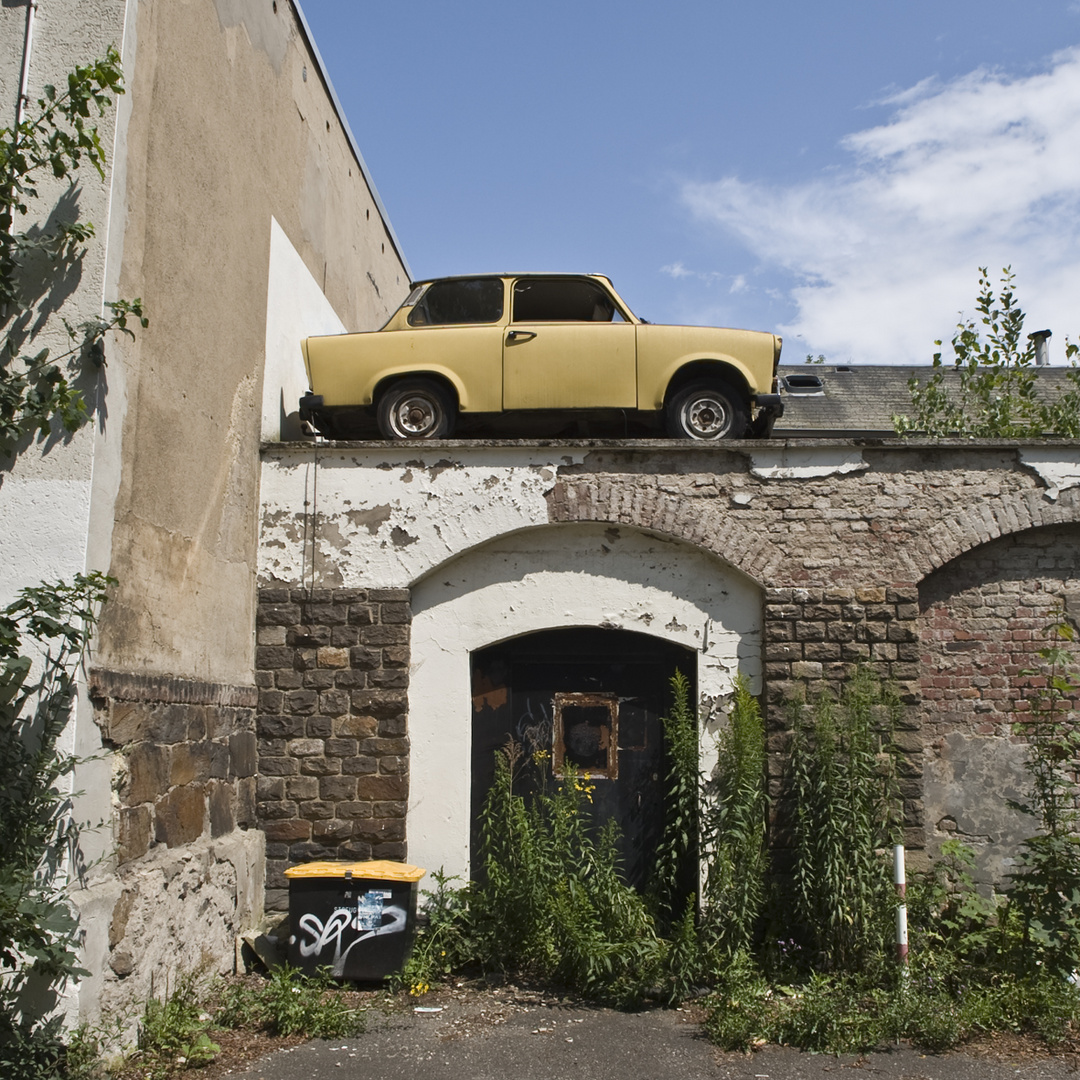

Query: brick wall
[
  {"left": 918, "top": 523, "right": 1080, "bottom": 865},
  {"left": 761, "top": 585, "right": 926, "bottom": 852},
  {"left": 90, "top": 670, "right": 258, "bottom": 864},
  {"left": 258, "top": 443, "right": 1080, "bottom": 889},
  {"left": 254, "top": 587, "right": 410, "bottom": 911},
  {"left": 919, "top": 523, "right": 1080, "bottom": 742}
]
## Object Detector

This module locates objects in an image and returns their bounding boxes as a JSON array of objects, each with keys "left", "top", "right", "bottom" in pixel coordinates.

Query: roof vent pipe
[{"left": 1028, "top": 329, "right": 1052, "bottom": 367}]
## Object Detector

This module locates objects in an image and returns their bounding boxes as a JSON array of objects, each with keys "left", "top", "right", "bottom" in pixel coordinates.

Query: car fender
[
  {"left": 636, "top": 324, "right": 773, "bottom": 411},
  {"left": 642, "top": 353, "right": 756, "bottom": 412},
  {"left": 369, "top": 366, "right": 472, "bottom": 411}
]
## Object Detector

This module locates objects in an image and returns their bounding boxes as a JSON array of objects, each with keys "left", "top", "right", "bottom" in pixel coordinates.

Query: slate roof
[{"left": 771, "top": 365, "right": 1079, "bottom": 437}]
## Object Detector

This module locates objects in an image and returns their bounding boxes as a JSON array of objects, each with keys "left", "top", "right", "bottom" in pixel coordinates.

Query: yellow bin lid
[{"left": 284, "top": 860, "right": 426, "bottom": 882}]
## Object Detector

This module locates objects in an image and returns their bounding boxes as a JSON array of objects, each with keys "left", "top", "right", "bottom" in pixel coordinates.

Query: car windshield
[{"left": 407, "top": 278, "right": 504, "bottom": 326}]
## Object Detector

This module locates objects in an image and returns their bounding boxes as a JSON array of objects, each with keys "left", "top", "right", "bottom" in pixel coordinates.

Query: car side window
[
  {"left": 408, "top": 278, "right": 504, "bottom": 326},
  {"left": 512, "top": 278, "right": 627, "bottom": 323}
]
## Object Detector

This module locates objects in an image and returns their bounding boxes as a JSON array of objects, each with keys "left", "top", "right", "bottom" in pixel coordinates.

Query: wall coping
[{"left": 262, "top": 437, "right": 1080, "bottom": 457}]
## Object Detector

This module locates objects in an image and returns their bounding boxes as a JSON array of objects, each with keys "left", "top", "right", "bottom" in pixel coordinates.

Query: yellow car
[{"left": 299, "top": 274, "right": 783, "bottom": 440}]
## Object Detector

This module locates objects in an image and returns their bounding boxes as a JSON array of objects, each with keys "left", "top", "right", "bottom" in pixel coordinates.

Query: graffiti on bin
[{"left": 294, "top": 889, "right": 407, "bottom": 976}]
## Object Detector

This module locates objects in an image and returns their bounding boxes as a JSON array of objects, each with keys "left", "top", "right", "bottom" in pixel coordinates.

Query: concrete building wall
[
  {"left": 3, "top": 0, "right": 410, "bottom": 1025},
  {"left": 257, "top": 440, "right": 1080, "bottom": 896},
  {"left": 96, "top": 0, "right": 409, "bottom": 686},
  {"left": 0, "top": 0, "right": 128, "bottom": 603}
]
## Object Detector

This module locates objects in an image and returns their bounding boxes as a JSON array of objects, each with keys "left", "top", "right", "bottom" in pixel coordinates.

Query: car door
[{"left": 502, "top": 277, "right": 637, "bottom": 409}]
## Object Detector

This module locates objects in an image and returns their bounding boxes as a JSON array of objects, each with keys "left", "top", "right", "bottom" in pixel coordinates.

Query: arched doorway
[
  {"left": 407, "top": 522, "right": 763, "bottom": 883},
  {"left": 470, "top": 628, "right": 696, "bottom": 889}
]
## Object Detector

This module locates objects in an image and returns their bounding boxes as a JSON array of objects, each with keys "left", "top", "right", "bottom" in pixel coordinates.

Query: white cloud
[
  {"left": 661, "top": 261, "right": 693, "bottom": 279},
  {"left": 680, "top": 47, "right": 1080, "bottom": 364}
]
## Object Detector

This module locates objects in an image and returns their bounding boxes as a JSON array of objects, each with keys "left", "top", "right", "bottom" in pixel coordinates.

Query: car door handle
[{"left": 506, "top": 330, "right": 536, "bottom": 342}]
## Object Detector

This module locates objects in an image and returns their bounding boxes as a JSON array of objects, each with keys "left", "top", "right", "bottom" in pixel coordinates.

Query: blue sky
[{"left": 298, "top": 1, "right": 1080, "bottom": 365}]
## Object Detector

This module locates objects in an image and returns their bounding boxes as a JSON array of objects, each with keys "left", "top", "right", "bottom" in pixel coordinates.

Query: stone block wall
[
  {"left": 761, "top": 584, "right": 926, "bottom": 853},
  {"left": 255, "top": 587, "right": 410, "bottom": 911},
  {"left": 90, "top": 670, "right": 258, "bottom": 863},
  {"left": 86, "top": 671, "right": 263, "bottom": 1016}
]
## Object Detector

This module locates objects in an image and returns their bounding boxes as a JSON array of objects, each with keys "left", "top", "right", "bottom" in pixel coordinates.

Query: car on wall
[{"left": 299, "top": 274, "right": 783, "bottom": 440}]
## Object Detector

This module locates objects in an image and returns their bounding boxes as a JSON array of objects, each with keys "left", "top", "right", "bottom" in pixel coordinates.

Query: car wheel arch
[
  {"left": 661, "top": 359, "right": 751, "bottom": 409},
  {"left": 373, "top": 370, "right": 464, "bottom": 411}
]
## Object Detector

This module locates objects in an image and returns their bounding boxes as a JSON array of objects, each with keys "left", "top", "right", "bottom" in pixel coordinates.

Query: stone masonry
[
  {"left": 90, "top": 669, "right": 258, "bottom": 862},
  {"left": 86, "top": 670, "right": 262, "bottom": 1008},
  {"left": 258, "top": 440, "right": 1080, "bottom": 890},
  {"left": 255, "top": 587, "right": 410, "bottom": 911}
]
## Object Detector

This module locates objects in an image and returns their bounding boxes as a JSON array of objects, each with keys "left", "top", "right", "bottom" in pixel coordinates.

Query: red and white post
[{"left": 894, "top": 843, "right": 908, "bottom": 965}]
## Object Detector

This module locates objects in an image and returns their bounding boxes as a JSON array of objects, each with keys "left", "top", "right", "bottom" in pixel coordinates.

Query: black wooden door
[{"left": 470, "top": 628, "right": 695, "bottom": 891}]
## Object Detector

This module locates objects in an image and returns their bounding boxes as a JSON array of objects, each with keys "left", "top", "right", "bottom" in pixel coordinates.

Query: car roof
[{"left": 407, "top": 273, "right": 613, "bottom": 289}]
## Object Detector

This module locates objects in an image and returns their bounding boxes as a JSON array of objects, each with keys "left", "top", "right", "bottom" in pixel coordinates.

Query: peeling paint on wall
[
  {"left": 1018, "top": 447, "right": 1080, "bottom": 501},
  {"left": 259, "top": 446, "right": 590, "bottom": 588},
  {"left": 749, "top": 447, "right": 869, "bottom": 480}
]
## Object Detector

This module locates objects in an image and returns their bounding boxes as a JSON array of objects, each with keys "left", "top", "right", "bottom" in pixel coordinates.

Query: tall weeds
[
  {"left": 651, "top": 670, "right": 699, "bottom": 929},
  {"left": 702, "top": 674, "right": 767, "bottom": 957},
  {"left": 787, "top": 666, "right": 903, "bottom": 971},
  {"left": 468, "top": 742, "right": 665, "bottom": 1005}
]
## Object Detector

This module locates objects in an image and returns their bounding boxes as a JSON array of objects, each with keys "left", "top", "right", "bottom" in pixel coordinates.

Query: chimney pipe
[{"left": 1028, "top": 329, "right": 1052, "bottom": 366}]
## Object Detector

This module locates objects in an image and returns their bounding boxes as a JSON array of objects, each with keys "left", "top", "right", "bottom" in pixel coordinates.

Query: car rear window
[
  {"left": 512, "top": 278, "right": 626, "bottom": 322},
  {"left": 408, "top": 278, "right": 504, "bottom": 326}
]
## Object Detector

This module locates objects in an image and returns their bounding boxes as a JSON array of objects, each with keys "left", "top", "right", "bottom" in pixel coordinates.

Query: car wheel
[
  {"left": 665, "top": 380, "right": 748, "bottom": 440},
  {"left": 377, "top": 378, "right": 456, "bottom": 439}
]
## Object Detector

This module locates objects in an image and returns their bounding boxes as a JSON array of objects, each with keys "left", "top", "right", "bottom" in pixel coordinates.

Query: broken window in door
[{"left": 554, "top": 692, "right": 618, "bottom": 779}]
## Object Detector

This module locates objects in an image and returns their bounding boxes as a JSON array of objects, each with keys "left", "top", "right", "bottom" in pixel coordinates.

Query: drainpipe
[
  {"left": 15, "top": 1, "right": 39, "bottom": 132},
  {"left": 1028, "top": 329, "right": 1052, "bottom": 367}
]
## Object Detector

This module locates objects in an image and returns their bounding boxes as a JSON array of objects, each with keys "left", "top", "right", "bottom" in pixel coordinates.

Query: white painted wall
[
  {"left": 406, "top": 522, "right": 762, "bottom": 882},
  {"left": 259, "top": 446, "right": 589, "bottom": 587},
  {"left": 261, "top": 216, "right": 347, "bottom": 441}
]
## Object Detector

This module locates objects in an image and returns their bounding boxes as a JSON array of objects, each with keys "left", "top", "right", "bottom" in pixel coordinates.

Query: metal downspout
[{"left": 16, "top": 1, "right": 39, "bottom": 131}]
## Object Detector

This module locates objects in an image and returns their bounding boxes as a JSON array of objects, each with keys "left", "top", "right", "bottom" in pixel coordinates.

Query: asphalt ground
[{"left": 228, "top": 986, "right": 1080, "bottom": 1080}]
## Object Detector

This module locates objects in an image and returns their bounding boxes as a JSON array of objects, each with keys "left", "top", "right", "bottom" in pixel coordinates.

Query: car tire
[
  {"left": 376, "top": 378, "right": 456, "bottom": 439},
  {"left": 665, "top": 380, "right": 748, "bottom": 440}
]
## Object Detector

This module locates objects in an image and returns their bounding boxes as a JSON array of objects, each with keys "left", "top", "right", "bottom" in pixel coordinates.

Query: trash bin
[{"left": 284, "top": 860, "right": 426, "bottom": 980}]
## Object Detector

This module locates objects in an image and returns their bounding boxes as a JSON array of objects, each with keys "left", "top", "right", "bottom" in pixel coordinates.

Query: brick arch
[
  {"left": 909, "top": 484, "right": 1080, "bottom": 579},
  {"left": 545, "top": 478, "right": 787, "bottom": 586},
  {"left": 916, "top": 520, "right": 1080, "bottom": 884}
]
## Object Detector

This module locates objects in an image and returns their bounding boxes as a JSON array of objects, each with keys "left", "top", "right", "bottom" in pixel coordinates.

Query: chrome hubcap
[
  {"left": 686, "top": 395, "right": 729, "bottom": 437},
  {"left": 394, "top": 395, "right": 436, "bottom": 436}
]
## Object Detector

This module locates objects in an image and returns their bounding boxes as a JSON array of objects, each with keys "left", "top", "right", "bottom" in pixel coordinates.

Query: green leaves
[
  {"left": 1, "top": 46, "right": 145, "bottom": 460},
  {"left": 787, "top": 666, "right": 903, "bottom": 971},
  {"left": 893, "top": 267, "right": 1080, "bottom": 438},
  {"left": 0, "top": 573, "right": 112, "bottom": 1046},
  {"left": 651, "top": 670, "right": 700, "bottom": 929},
  {"left": 1, "top": 46, "right": 124, "bottom": 314},
  {"left": 702, "top": 673, "right": 767, "bottom": 958}
]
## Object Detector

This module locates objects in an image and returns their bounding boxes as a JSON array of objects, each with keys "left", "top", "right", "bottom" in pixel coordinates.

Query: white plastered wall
[
  {"left": 261, "top": 216, "right": 347, "bottom": 441},
  {"left": 406, "top": 522, "right": 762, "bottom": 882}
]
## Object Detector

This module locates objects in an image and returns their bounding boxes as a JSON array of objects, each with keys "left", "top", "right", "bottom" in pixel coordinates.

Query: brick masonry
[
  {"left": 918, "top": 523, "right": 1080, "bottom": 842},
  {"left": 89, "top": 670, "right": 258, "bottom": 863},
  {"left": 255, "top": 587, "right": 410, "bottom": 912},
  {"left": 258, "top": 442, "right": 1080, "bottom": 888}
]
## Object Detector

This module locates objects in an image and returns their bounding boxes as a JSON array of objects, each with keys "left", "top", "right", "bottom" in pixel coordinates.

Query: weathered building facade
[
  {"left": 1, "top": 0, "right": 408, "bottom": 1022},
  {"left": 256, "top": 440, "right": 1080, "bottom": 904}
]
